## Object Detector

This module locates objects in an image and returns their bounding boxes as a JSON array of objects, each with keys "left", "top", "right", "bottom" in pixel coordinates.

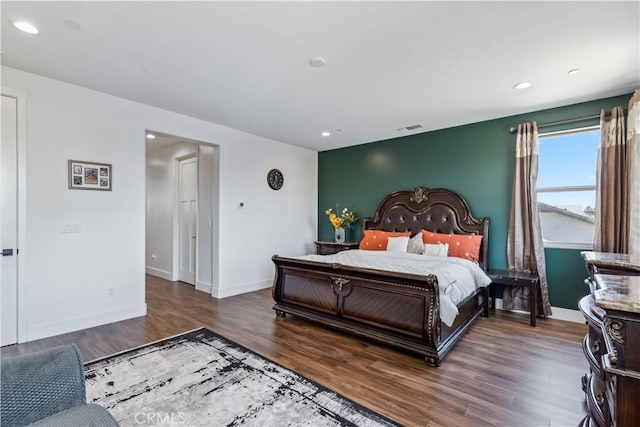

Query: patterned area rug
[{"left": 85, "top": 328, "right": 398, "bottom": 426}]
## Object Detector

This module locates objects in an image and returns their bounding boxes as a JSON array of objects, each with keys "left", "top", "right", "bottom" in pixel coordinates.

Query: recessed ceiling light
[
  {"left": 513, "top": 81, "right": 532, "bottom": 90},
  {"left": 14, "top": 21, "right": 39, "bottom": 34},
  {"left": 321, "top": 131, "right": 330, "bottom": 137},
  {"left": 146, "top": 133, "right": 156, "bottom": 139},
  {"left": 309, "top": 57, "right": 326, "bottom": 68},
  {"left": 64, "top": 20, "right": 81, "bottom": 30},
  {"left": 568, "top": 69, "right": 580, "bottom": 75}
]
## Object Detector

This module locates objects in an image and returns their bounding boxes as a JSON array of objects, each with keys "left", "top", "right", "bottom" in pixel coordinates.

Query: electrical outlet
[
  {"left": 107, "top": 288, "right": 115, "bottom": 298},
  {"left": 151, "top": 254, "right": 157, "bottom": 261}
]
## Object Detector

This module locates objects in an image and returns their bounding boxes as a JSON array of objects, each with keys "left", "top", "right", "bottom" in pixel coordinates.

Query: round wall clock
[{"left": 267, "top": 168, "right": 284, "bottom": 190}]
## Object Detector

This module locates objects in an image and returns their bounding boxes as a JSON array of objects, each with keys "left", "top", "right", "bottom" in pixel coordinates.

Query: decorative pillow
[
  {"left": 420, "top": 230, "right": 483, "bottom": 263},
  {"left": 423, "top": 243, "right": 449, "bottom": 257},
  {"left": 386, "top": 236, "right": 410, "bottom": 253},
  {"left": 359, "top": 230, "right": 412, "bottom": 251},
  {"left": 407, "top": 234, "right": 425, "bottom": 254}
]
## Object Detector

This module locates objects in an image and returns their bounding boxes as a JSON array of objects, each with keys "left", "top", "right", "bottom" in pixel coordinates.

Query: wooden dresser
[
  {"left": 579, "top": 252, "right": 640, "bottom": 427},
  {"left": 582, "top": 251, "right": 640, "bottom": 280}
]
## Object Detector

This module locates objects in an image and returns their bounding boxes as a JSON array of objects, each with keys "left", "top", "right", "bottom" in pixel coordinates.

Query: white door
[
  {"left": 178, "top": 157, "right": 197, "bottom": 285},
  {"left": 1, "top": 95, "right": 18, "bottom": 346}
]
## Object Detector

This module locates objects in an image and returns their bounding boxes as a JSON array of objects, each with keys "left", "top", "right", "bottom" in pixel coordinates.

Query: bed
[{"left": 271, "top": 186, "right": 490, "bottom": 366}]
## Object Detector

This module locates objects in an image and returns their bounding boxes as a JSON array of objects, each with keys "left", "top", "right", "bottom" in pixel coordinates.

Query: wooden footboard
[{"left": 272, "top": 255, "right": 486, "bottom": 366}]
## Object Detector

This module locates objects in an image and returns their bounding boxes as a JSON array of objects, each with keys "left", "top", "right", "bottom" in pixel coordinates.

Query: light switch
[{"left": 62, "top": 222, "right": 81, "bottom": 233}]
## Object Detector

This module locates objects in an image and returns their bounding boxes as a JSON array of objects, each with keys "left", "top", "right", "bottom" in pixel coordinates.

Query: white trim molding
[
  {"left": 28, "top": 303, "right": 147, "bottom": 342},
  {"left": 145, "top": 266, "right": 174, "bottom": 281},
  {"left": 196, "top": 280, "right": 212, "bottom": 294},
  {"left": 493, "top": 298, "right": 584, "bottom": 324},
  {"left": 212, "top": 278, "right": 272, "bottom": 299},
  {"left": 547, "top": 306, "right": 585, "bottom": 323}
]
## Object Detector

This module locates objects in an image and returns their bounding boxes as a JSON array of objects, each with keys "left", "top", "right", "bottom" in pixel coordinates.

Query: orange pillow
[
  {"left": 359, "top": 230, "right": 411, "bottom": 251},
  {"left": 420, "top": 230, "right": 483, "bottom": 263}
]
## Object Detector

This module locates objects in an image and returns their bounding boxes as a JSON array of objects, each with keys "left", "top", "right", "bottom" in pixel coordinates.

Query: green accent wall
[
  {"left": 544, "top": 248, "right": 590, "bottom": 309},
  {"left": 318, "top": 93, "right": 631, "bottom": 310}
]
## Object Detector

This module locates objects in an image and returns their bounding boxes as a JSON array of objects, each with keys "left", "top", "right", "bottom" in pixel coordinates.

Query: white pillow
[
  {"left": 407, "top": 234, "right": 424, "bottom": 254},
  {"left": 423, "top": 243, "right": 449, "bottom": 257},
  {"left": 386, "top": 236, "right": 410, "bottom": 253}
]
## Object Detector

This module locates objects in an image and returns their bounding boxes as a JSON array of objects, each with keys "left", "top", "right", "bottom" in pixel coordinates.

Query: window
[{"left": 537, "top": 126, "right": 599, "bottom": 249}]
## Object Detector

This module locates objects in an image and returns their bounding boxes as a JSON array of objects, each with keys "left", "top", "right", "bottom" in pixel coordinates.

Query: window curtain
[
  {"left": 628, "top": 89, "right": 640, "bottom": 256},
  {"left": 594, "top": 107, "right": 628, "bottom": 253},
  {"left": 504, "top": 122, "right": 552, "bottom": 317}
]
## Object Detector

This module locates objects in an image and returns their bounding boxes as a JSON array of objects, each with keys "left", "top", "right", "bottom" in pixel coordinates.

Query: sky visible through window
[{"left": 538, "top": 129, "right": 599, "bottom": 213}]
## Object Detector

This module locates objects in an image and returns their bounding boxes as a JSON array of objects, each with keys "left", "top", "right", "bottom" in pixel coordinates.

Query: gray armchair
[{"left": 1, "top": 344, "right": 119, "bottom": 427}]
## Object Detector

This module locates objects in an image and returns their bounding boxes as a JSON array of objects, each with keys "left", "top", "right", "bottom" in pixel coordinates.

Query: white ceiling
[{"left": 2, "top": 1, "right": 638, "bottom": 151}]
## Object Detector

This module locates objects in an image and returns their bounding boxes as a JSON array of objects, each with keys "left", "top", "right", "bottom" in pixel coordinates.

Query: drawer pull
[{"left": 591, "top": 339, "right": 601, "bottom": 354}]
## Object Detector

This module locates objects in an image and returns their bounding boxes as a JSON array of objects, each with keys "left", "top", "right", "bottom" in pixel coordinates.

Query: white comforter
[{"left": 297, "top": 250, "right": 491, "bottom": 327}]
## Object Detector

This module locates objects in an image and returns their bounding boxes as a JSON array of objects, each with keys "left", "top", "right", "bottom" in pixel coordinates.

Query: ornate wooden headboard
[{"left": 362, "top": 186, "right": 490, "bottom": 271}]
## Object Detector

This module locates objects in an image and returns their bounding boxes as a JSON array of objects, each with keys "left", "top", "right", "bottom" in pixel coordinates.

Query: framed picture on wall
[{"left": 68, "top": 160, "right": 112, "bottom": 191}]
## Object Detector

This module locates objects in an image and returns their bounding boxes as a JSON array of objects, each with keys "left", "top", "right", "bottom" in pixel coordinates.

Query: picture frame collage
[{"left": 68, "top": 160, "right": 112, "bottom": 191}]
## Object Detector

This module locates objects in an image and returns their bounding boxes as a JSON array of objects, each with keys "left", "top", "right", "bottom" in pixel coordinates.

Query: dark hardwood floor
[{"left": 2, "top": 275, "right": 589, "bottom": 426}]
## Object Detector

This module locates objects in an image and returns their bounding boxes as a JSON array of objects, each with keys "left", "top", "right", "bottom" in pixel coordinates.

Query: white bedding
[{"left": 297, "top": 250, "right": 491, "bottom": 327}]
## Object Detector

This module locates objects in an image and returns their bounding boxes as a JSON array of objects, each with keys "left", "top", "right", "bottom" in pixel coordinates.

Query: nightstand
[
  {"left": 314, "top": 241, "right": 359, "bottom": 255},
  {"left": 487, "top": 269, "right": 539, "bottom": 326}
]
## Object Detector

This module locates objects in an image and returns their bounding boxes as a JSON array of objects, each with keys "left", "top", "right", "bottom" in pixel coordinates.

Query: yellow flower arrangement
[{"left": 325, "top": 205, "right": 358, "bottom": 229}]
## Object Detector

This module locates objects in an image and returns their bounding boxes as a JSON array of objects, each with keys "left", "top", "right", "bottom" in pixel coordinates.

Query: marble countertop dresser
[{"left": 579, "top": 252, "right": 640, "bottom": 427}]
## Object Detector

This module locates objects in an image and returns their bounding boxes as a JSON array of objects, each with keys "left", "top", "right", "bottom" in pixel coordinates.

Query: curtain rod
[{"left": 508, "top": 113, "right": 600, "bottom": 134}]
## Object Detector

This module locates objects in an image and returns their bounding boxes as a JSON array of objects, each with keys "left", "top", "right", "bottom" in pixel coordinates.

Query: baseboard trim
[
  {"left": 195, "top": 280, "right": 212, "bottom": 294},
  {"left": 212, "top": 278, "right": 272, "bottom": 299},
  {"left": 146, "top": 266, "right": 173, "bottom": 281},
  {"left": 547, "top": 306, "right": 585, "bottom": 323},
  {"left": 27, "top": 303, "right": 147, "bottom": 342},
  {"left": 493, "top": 297, "right": 583, "bottom": 324}
]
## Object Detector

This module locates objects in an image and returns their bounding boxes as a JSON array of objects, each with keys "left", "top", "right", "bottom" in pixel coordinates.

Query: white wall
[
  {"left": 2, "top": 66, "right": 318, "bottom": 341},
  {"left": 217, "top": 131, "right": 319, "bottom": 297}
]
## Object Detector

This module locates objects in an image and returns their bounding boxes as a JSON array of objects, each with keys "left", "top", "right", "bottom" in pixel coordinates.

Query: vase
[{"left": 334, "top": 227, "right": 346, "bottom": 244}]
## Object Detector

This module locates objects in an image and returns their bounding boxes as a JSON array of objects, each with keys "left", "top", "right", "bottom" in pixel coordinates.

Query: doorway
[{"left": 145, "top": 131, "right": 219, "bottom": 294}]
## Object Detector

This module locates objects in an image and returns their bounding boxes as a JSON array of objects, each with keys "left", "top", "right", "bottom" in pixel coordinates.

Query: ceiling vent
[{"left": 397, "top": 124, "right": 424, "bottom": 132}]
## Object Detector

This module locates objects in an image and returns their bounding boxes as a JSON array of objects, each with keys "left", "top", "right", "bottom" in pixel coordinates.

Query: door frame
[
  {"left": 1, "top": 86, "right": 28, "bottom": 343},
  {"left": 172, "top": 152, "right": 198, "bottom": 282}
]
